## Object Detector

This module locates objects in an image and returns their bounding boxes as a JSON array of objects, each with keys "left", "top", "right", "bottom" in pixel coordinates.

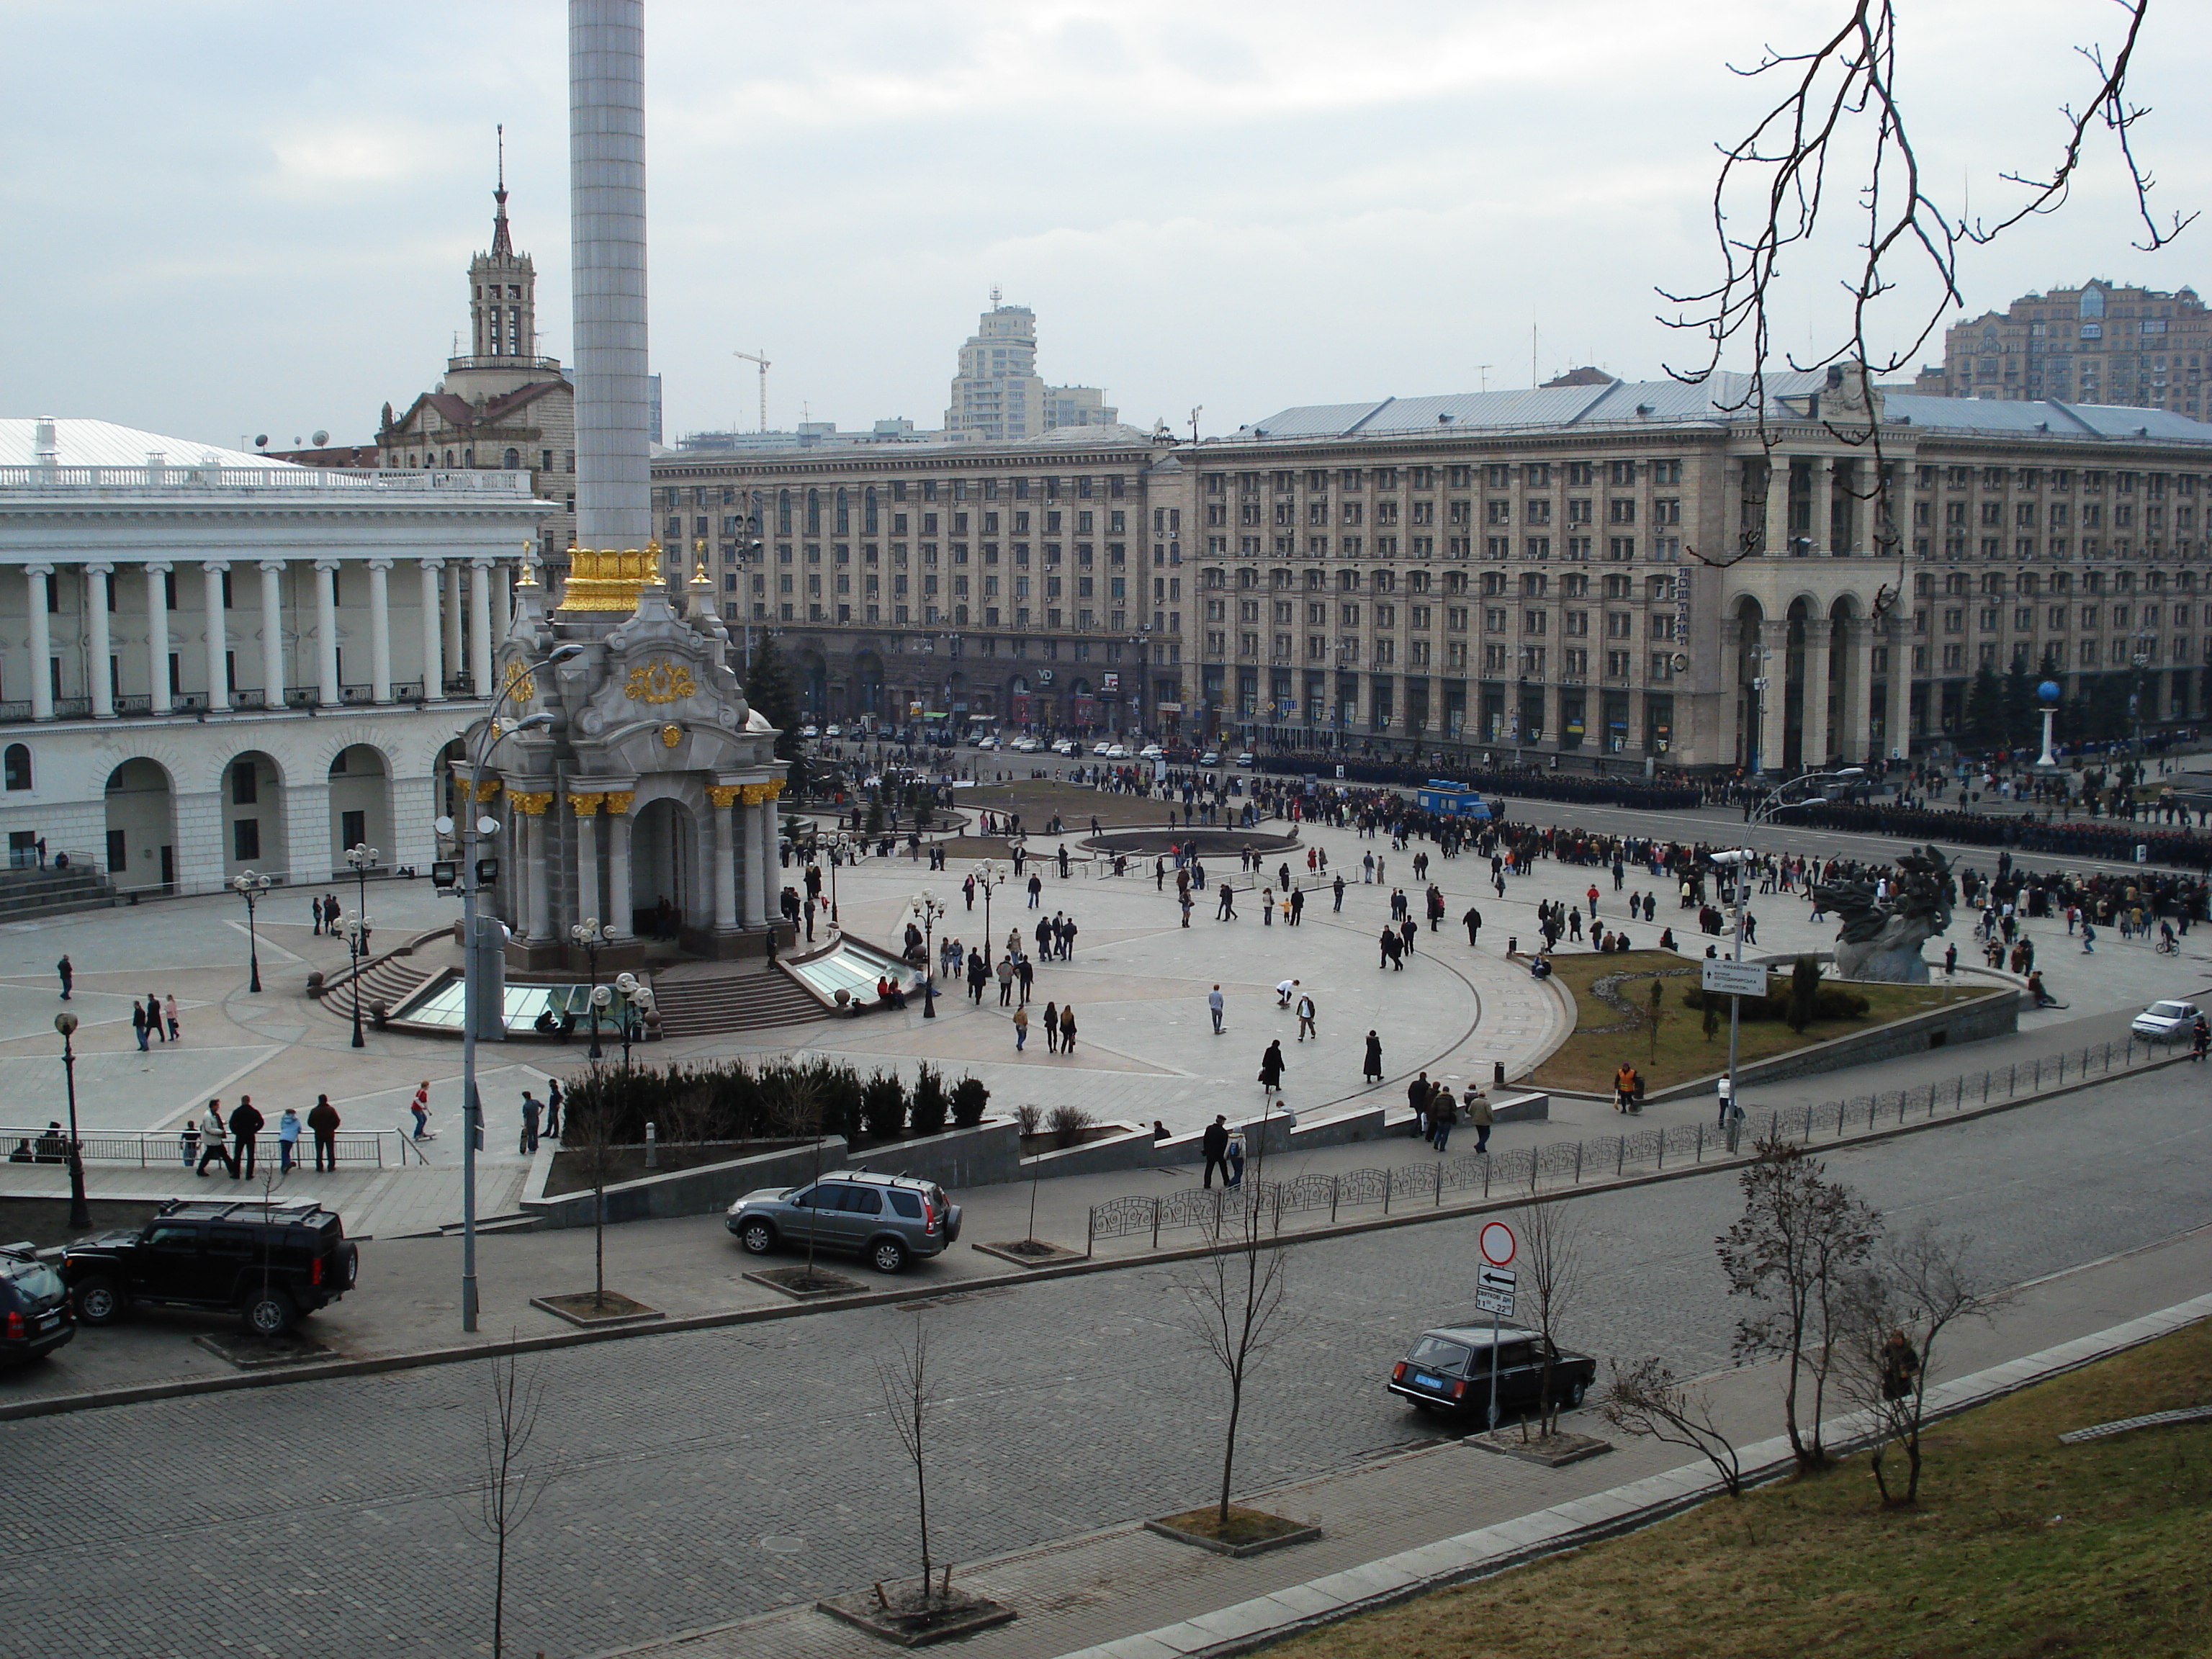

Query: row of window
[
  {"left": 1202, "top": 461, "right": 1685, "bottom": 494},
  {"left": 741, "top": 601, "right": 1184, "bottom": 639}
]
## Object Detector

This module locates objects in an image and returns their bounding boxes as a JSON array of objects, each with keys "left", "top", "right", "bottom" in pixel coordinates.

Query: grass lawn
[
  {"left": 1264, "top": 1318, "right": 2212, "bottom": 1659},
  {"left": 1529, "top": 949, "right": 1990, "bottom": 1094}
]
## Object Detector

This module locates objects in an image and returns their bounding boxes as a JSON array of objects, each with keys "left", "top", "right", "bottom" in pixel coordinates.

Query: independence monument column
[{"left": 570, "top": 0, "right": 652, "bottom": 547}]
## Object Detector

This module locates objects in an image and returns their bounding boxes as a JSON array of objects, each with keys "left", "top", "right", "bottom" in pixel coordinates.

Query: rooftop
[{"left": 1, "top": 417, "right": 295, "bottom": 470}]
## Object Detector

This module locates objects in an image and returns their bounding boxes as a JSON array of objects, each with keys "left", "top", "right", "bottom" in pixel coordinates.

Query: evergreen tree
[
  {"left": 2001, "top": 657, "right": 2035, "bottom": 749},
  {"left": 743, "top": 634, "right": 803, "bottom": 760},
  {"left": 1962, "top": 666, "right": 2004, "bottom": 750}
]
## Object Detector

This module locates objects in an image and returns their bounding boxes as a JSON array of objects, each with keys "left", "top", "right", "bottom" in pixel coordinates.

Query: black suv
[
  {"left": 61, "top": 1200, "right": 360, "bottom": 1336},
  {"left": 0, "top": 1242, "right": 75, "bottom": 1364}
]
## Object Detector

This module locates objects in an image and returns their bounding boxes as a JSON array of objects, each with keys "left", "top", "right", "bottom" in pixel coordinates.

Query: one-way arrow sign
[{"left": 1478, "top": 1265, "right": 1518, "bottom": 1295}]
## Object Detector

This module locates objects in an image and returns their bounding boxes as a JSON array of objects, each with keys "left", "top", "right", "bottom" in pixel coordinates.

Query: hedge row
[{"left": 560, "top": 1056, "right": 989, "bottom": 1146}]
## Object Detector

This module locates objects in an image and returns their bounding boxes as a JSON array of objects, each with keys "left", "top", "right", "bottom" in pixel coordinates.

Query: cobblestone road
[{"left": 2, "top": 1066, "right": 2204, "bottom": 1659}]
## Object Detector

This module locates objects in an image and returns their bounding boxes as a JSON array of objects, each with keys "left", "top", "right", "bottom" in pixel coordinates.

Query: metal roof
[{"left": 0, "top": 418, "right": 296, "bottom": 470}]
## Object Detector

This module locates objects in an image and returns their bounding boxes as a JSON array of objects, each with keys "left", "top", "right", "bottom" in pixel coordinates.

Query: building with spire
[{"left": 375, "top": 134, "right": 577, "bottom": 585}]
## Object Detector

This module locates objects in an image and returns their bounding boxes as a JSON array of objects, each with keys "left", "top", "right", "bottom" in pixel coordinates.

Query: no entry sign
[{"left": 1479, "top": 1220, "right": 1516, "bottom": 1267}]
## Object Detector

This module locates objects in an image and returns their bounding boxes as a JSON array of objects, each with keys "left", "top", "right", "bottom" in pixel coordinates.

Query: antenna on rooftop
[
  {"left": 1475, "top": 364, "right": 1492, "bottom": 393},
  {"left": 990, "top": 283, "right": 1002, "bottom": 307}
]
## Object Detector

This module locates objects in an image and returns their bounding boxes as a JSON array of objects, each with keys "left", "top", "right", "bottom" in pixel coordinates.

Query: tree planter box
[
  {"left": 816, "top": 1583, "right": 1015, "bottom": 1647},
  {"left": 1144, "top": 1506, "right": 1321, "bottom": 1558},
  {"left": 1463, "top": 1428, "right": 1613, "bottom": 1467}
]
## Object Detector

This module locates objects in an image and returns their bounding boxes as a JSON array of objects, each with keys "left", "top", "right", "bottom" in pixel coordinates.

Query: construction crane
[{"left": 732, "top": 349, "right": 770, "bottom": 433}]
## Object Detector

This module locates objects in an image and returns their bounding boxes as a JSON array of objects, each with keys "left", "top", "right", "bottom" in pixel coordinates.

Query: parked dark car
[
  {"left": 727, "top": 1169, "right": 961, "bottom": 1274},
  {"left": 60, "top": 1200, "right": 359, "bottom": 1336},
  {"left": 0, "top": 1242, "right": 75, "bottom": 1364},
  {"left": 1387, "top": 1324, "right": 1596, "bottom": 1417}
]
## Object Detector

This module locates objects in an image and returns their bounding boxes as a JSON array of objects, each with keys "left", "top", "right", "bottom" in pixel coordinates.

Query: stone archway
[
  {"left": 853, "top": 650, "right": 885, "bottom": 718},
  {"left": 629, "top": 795, "right": 699, "bottom": 939},
  {"left": 327, "top": 743, "right": 392, "bottom": 868},
  {"left": 220, "top": 750, "right": 287, "bottom": 879},
  {"left": 104, "top": 758, "right": 176, "bottom": 893}
]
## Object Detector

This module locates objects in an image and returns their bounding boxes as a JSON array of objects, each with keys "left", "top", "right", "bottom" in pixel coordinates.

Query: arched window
[
  {"left": 835, "top": 487, "right": 850, "bottom": 534},
  {"left": 777, "top": 489, "right": 792, "bottom": 535},
  {"left": 864, "top": 487, "right": 878, "bottom": 534},
  {"left": 806, "top": 489, "right": 821, "bottom": 534},
  {"left": 3, "top": 744, "right": 29, "bottom": 792},
  {"left": 503, "top": 448, "right": 521, "bottom": 469}
]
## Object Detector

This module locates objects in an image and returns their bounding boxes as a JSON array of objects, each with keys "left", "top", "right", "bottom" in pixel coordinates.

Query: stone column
[
  {"left": 740, "top": 785, "right": 767, "bottom": 927},
  {"left": 258, "top": 559, "right": 286, "bottom": 706},
  {"left": 1756, "top": 619, "right": 1789, "bottom": 773},
  {"left": 468, "top": 559, "right": 495, "bottom": 698},
  {"left": 418, "top": 559, "right": 445, "bottom": 699},
  {"left": 1802, "top": 626, "right": 1832, "bottom": 769},
  {"left": 145, "top": 562, "right": 172, "bottom": 714},
  {"left": 603, "top": 790, "right": 635, "bottom": 938},
  {"left": 444, "top": 564, "right": 465, "bottom": 688},
  {"left": 24, "top": 565, "right": 52, "bottom": 719},
  {"left": 1840, "top": 616, "right": 1876, "bottom": 762},
  {"left": 709, "top": 785, "right": 741, "bottom": 930},
  {"left": 569, "top": 793, "right": 604, "bottom": 931},
  {"left": 202, "top": 562, "right": 230, "bottom": 712},
  {"left": 1762, "top": 457, "right": 1790, "bottom": 559},
  {"left": 755, "top": 781, "right": 783, "bottom": 924},
  {"left": 314, "top": 559, "right": 342, "bottom": 706},
  {"left": 513, "top": 793, "right": 554, "bottom": 940},
  {"left": 367, "top": 559, "right": 392, "bottom": 703},
  {"left": 86, "top": 563, "right": 114, "bottom": 717}
]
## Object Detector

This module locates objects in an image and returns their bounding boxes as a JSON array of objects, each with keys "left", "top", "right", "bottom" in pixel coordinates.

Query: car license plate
[{"left": 1413, "top": 1372, "right": 1445, "bottom": 1390}]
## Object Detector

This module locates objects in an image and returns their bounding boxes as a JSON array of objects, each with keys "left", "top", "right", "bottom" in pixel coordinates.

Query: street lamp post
[
  {"left": 972, "top": 861, "right": 1002, "bottom": 963},
  {"left": 340, "top": 910, "right": 368, "bottom": 1049},
  {"left": 570, "top": 917, "right": 610, "bottom": 1058},
  {"left": 232, "top": 871, "right": 271, "bottom": 993},
  {"left": 53, "top": 1012, "right": 89, "bottom": 1230},
  {"left": 342, "top": 842, "right": 379, "bottom": 1048},
  {"left": 611, "top": 971, "right": 655, "bottom": 1068},
  {"left": 910, "top": 890, "right": 945, "bottom": 1018}
]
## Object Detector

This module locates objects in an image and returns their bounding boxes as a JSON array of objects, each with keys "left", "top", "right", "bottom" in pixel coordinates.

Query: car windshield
[
  {"left": 1, "top": 1254, "right": 64, "bottom": 1302},
  {"left": 2146, "top": 1002, "right": 2188, "bottom": 1018},
  {"left": 1406, "top": 1334, "right": 1475, "bottom": 1375}
]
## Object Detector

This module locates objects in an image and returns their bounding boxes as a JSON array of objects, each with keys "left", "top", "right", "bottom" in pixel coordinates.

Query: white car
[
  {"left": 1092, "top": 742, "right": 1112, "bottom": 755},
  {"left": 1198, "top": 750, "right": 1221, "bottom": 766},
  {"left": 800, "top": 724, "right": 820, "bottom": 739},
  {"left": 824, "top": 724, "right": 843, "bottom": 739},
  {"left": 1010, "top": 737, "right": 1041, "bottom": 753},
  {"left": 2131, "top": 999, "right": 2201, "bottom": 1041},
  {"left": 1236, "top": 752, "right": 1257, "bottom": 767},
  {"left": 973, "top": 736, "right": 997, "bottom": 750},
  {"left": 1105, "top": 744, "right": 1129, "bottom": 759},
  {"left": 1139, "top": 744, "right": 1165, "bottom": 760}
]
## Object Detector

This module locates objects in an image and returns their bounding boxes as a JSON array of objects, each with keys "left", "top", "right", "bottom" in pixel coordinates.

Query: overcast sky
[{"left": 4, "top": 1, "right": 2208, "bottom": 453}]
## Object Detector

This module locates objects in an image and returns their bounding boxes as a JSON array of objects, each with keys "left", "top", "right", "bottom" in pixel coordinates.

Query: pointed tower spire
[{"left": 490, "top": 123, "right": 513, "bottom": 257}]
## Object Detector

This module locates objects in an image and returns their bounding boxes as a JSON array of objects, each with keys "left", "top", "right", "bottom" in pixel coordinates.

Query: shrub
[
  {"left": 1786, "top": 955, "right": 1824, "bottom": 1034},
  {"left": 1682, "top": 982, "right": 1870, "bottom": 1023},
  {"left": 1014, "top": 1102, "right": 1043, "bottom": 1137},
  {"left": 860, "top": 1070, "right": 908, "bottom": 1140},
  {"left": 950, "top": 1075, "right": 992, "bottom": 1128},
  {"left": 1046, "top": 1105, "right": 1093, "bottom": 1148},
  {"left": 909, "top": 1064, "right": 949, "bottom": 1136}
]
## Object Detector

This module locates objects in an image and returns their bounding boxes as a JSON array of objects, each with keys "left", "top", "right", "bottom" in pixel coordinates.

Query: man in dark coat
[
  {"left": 228, "top": 1095, "right": 265, "bottom": 1180},
  {"left": 1463, "top": 905, "right": 1483, "bottom": 947},
  {"left": 307, "top": 1095, "right": 341, "bottom": 1172},
  {"left": 1201, "top": 1115, "right": 1231, "bottom": 1188}
]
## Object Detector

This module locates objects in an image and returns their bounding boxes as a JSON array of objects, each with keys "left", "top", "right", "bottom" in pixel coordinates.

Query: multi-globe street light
[
  {"left": 231, "top": 869, "right": 271, "bottom": 993},
  {"left": 570, "top": 917, "right": 612, "bottom": 1058},
  {"left": 53, "top": 1011, "right": 89, "bottom": 1230},
  {"left": 909, "top": 889, "right": 945, "bottom": 1018}
]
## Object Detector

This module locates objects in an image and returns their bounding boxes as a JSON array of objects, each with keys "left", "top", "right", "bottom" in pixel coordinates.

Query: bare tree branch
[
  {"left": 457, "top": 1339, "right": 559, "bottom": 1659},
  {"left": 1516, "top": 1201, "right": 1588, "bottom": 1439},
  {"left": 1174, "top": 1195, "right": 1292, "bottom": 1526},
  {"left": 1600, "top": 1356, "right": 1744, "bottom": 1498}
]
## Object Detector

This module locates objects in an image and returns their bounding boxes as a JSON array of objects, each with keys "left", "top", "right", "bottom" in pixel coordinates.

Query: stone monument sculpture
[{"left": 1813, "top": 844, "right": 1956, "bottom": 983}]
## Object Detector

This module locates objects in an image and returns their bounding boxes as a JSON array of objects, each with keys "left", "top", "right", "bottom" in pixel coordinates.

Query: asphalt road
[{"left": 1, "top": 1065, "right": 2205, "bottom": 1659}]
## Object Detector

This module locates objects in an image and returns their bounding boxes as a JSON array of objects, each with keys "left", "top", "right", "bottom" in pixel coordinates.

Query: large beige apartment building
[{"left": 1912, "top": 280, "right": 2210, "bottom": 416}]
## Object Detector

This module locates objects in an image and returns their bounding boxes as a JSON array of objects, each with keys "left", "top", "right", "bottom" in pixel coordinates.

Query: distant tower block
[{"left": 570, "top": 0, "right": 652, "bottom": 549}]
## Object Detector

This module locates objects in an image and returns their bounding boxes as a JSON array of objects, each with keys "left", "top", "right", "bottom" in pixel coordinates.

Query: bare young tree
[
  {"left": 563, "top": 1092, "right": 623, "bottom": 1312},
  {"left": 773, "top": 1074, "right": 835, "bottom": 1285},
  {"left": 1600, "top": 1356, "right": 1744, "bottom": 1498},
  {"left": 459, "top": 1341, "right": 559, "bottom": 1659},
  {"left": 1836, "top": 1220, "right": 2010, "bottom": 1506},
  {"left": 1717, "top": 1140, "right": 1881, "bottom": 1472},
  {"left": 1516, "top": 1200, "right": 1588, "bottom": 1440},
  {"left": 1174, "top": 1192, "right": 1291, "bottom": 1527},
  {"left": 878, "top": 1313, "right": 950, "bottom": 1608}
]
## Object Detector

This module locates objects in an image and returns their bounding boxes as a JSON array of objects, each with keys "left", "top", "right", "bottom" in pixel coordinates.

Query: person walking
[
  {"left": 1462, "top": 905, "right": 1483, "bottom": 947},
  {"left": 1295, "top": 989, "right": 1316, "bottom": 1042},
  {"left": 229, "top": 1095, "right": 264, "bottom": 1179},
  {"left": 1257, "top": 1038, "right": 1285, "bottom": 1097},
  {"left": 1224, "top": 1128, "right": 1246, "bottom": 1189},
  {"left": 1429, "top": 1087, "right": 1457, "bottom": 1152},
  {"left": 132, "top": 998, "right": 150, "bottom": 1052},
  {"left": 277, "top": 1106, "right": 302, "bottom": 1172},
  {"left": 1333, "top": 874, "right": 1345, "bottom": 912},
  {"left": 1217, "top": 881, "right": 1236, "bottom": 920},
  {"left": 1362, "top": 1030, "right": 1384, "bottom": 1084},
  {"left": 163, "top": 994, "right": 182, "bottom": 1043},
  {"left": 1013, "top": 1002, "right": 1030, "bottom": 1051},
  {"left": 195, "top": 1100, "right": 233, "bottom": 1177},
  {"left": 144, "top": 992, "right": 166, "bottom": 1044},
  {"left": 2080, "top": 920, "right": 2096, "bottom": 953},
  {"left": 56, "top": 954, "right": 73, "bottom": 1000},
  {"left": 1614, "top": 1061, "right": 1638, "bottom": 1114},
  {"left": 1408, "top": 1072, "right": 1431, "bottom": 1140},
  {"left": 1043, "top": 999, "right": 1060, "bottom": 1053},
  {"left": 1467, "top": 1086, "right": 1493, "bottom": 1154},
  {"left": 544, "top": 1079, "right": 561, "bottom": 1140},
  {"left": 308, "top": 1094, "right": 341, "bottom": 1172},
  {"left": 1015, "top": 956, "right": 1034, "bottom": 1004},
  {"left": 996, "top": 954, "right": 1015, "bottom": 1006},
  {"left": 1201, "top": 1114, "right": 1231, "bottom": 1188},
  {"left": 1058, "top": 1003, "right": 1076, "bottom": 1055},
  {"left": 1209, "top": 984, "right": 1226, "bottom": 1033},
  {"left": 519, "top": 1091, "right": 542, "bottom": 1155}
]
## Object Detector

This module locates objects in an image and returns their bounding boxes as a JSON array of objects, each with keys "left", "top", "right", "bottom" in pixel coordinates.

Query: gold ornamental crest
[
  {"left": 661, "top": 724, "right": 683, "bottom": 748},
  {"left": 624, "top": 659, "right": 696, "bottom": 705}
]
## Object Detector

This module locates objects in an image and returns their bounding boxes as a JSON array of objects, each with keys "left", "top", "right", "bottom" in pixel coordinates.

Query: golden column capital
[
  {"left": 567, "top": 792, "right": 606, "bottom": 817},
  {"left": 603, "top": 790, "right": 637, "bottom": 817},
  {"left": 706, "top": 784, "right": 743, "bottom": 809},
  {"left": 508, "top": 791, "right": 554, "bottom": 818}
]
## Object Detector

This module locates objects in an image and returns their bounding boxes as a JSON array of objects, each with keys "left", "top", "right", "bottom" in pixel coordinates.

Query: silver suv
[{"left": 726, "top": 1169, "right": 963, "bottom": 1274}]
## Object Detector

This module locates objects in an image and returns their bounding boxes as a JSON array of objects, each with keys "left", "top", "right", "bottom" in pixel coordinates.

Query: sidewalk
[
  {"left": 2, "top": 1037, "right": 2193, "bottom": 1419},
  {"left": 584, "top": 1223, "right": 2212, "bottom": 1659}
]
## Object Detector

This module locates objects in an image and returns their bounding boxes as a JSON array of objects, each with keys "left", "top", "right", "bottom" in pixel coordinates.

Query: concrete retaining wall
[{"left": 1642, "top": 987, "right": 2019, "bottom": 1102}]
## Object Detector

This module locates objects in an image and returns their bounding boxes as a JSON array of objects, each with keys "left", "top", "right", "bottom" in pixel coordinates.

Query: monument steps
[{"left": 652, "top": 969, "right": 827, "bottom": 1036}]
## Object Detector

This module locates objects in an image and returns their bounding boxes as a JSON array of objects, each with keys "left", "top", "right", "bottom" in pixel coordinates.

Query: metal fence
[
  {"left": 1, "top": 1125, "right": 416, "bottom": 1172},
  {"left": 1085, "top": 1035, "right": 2182, "bottom": 1252}
]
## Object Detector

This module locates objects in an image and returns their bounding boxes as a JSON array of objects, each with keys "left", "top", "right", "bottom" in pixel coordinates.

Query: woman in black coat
[
  {"left": 1362, "top": 1030, "right": 1384, "bottom": 1084},
  {"left": 1257, "top": 1039, "right": 1285, "bottom": 1094}
]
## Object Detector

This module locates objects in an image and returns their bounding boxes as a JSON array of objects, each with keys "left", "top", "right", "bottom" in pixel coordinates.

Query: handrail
[{"left": 1, "top": 1125, "right": 390, "bottom": 1169}]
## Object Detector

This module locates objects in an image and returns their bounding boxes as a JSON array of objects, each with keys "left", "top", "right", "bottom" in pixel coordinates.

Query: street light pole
[
  {"left": 571, "top": 918, "right": 608, "bottom": 1058},
  {"left": 232, "top": 871, "right": 270, "bottom": 993},
  {"left": 341, "top": 912, "right": 367, "bottom": 1049},
  {"left": 911, "top": 890, "right": 944, "bottom": 1018},
  {"left": 54, "top": 1012, "right": 89, "bottom": 1230}
]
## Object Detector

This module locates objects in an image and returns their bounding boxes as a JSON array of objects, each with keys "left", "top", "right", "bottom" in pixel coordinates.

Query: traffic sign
[
  {"left": 1479, "top": 1220, "right": 1517, "bottom": 1267},
  {"left": 1475, "top": 1288, "right": 1516, "bottom": 1318},
  {"left": 1478, "top": 1265, "right": 1517, "bottom": 1295},
  {"left": 1701, "top": 958, "right": 1768, "bottom": 998}
]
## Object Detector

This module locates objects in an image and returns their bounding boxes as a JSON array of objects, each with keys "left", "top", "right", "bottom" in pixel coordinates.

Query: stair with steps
[
  {"left": 0, "top": 866, "right": 120, "bottom": 924},
  {"left": 652, "top": 966, "right": 828, "bottom": 1036},
  {"left": 317, "top": 953, "right": 433, "bottom": 1025}
]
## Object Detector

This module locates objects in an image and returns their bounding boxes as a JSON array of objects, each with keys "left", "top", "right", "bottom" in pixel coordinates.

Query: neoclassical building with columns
[{"left": 0, "top": 418, "right": 547, "bottom": 893}]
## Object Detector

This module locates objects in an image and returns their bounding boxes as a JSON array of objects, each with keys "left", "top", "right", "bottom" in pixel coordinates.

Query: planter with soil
[
  {"left": 1462, "top": 1426, "right": 1614, "bottom": 1467},
  {"left": 1144, "top": 1505, "right": 1321, "bottom": 1558},
  {"left": 744, "top": 1264, "right": 869, "bottom": 1299},
  {"left": 529, "top": 1290, "right": 664, "bottom": 1328},
  {"left": 970, "top": 1237, "right": 1087, "bottom": 1268},
  {"left": 817, "top": 1580, "right": 1015, "bottom": 1647}
]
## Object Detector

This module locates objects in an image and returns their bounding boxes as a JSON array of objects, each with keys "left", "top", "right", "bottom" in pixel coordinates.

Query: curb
[
  {"left": 1048, "top": 1290, "right": 2212, "bottom": 1659},
  {"left": 2, "top": 1046, "right": 2193, "bottom": 1424}
]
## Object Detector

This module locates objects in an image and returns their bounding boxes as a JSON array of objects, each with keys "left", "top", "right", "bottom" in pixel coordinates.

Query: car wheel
[
  {"left": 74, "top": 1277, "right": 125, "bottom": 1326},
  {"left": 870, "top": 1237, "right": 910, "bottom": 1274},
  {"left": 1567, "top": 1379, "right": 1588, "bottom": 1409},
  {"left": 242, "top": 1288, "right": 296, "bottom": 1337},
  {"left": 739, "top": 1220, "right": 778, "bottom": 1256}
]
